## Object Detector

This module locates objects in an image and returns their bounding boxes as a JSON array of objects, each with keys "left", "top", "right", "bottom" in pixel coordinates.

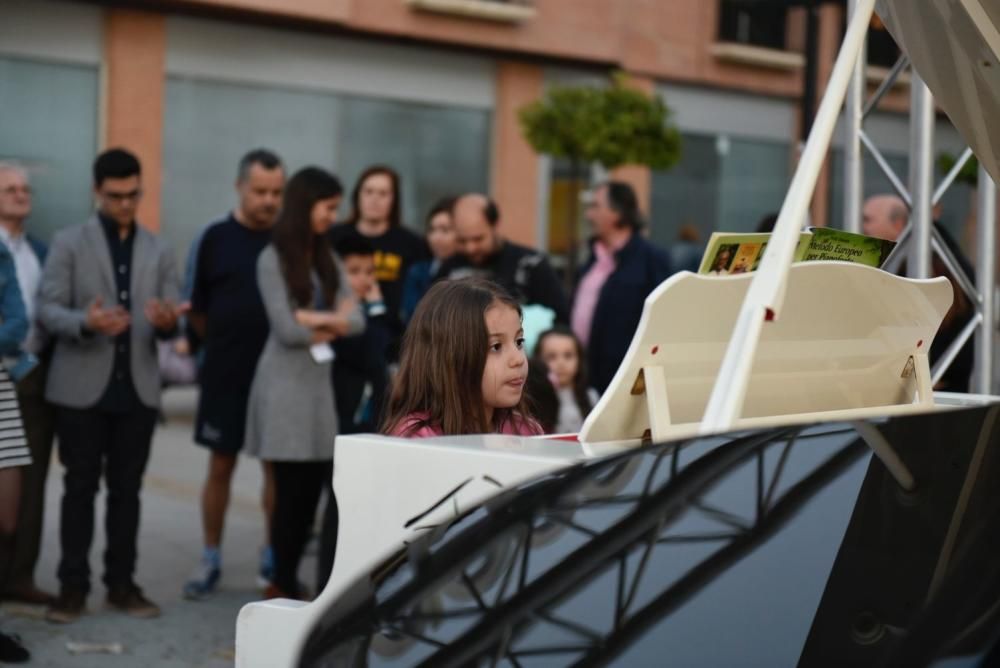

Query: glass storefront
[
  {"left": 650, "top": 132, "right": 792, "bottom": 248},
  {"left": 0, "top": 56, "right": 99, "bottom": 243},
  {"left": 162, "top": 76, "right": 491, "bottom": 259}
]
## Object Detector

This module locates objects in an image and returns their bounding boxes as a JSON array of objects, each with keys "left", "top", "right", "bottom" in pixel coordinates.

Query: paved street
[{"left": 1, "top": 387, "right": 291, "bottom": 667}]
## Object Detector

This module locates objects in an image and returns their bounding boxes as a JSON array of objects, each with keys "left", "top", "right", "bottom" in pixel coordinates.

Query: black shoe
[
  {"left": 0, "top": 631, "right": 30, "bottom": 663},
  {"left": 2, "top": 582, "right": 56, "bottom": 606},
  {"left": 45, "top": 588, "right": 87, "bottom": 624},
  {"left": 106, "top": 583, "right": 160, "bottom": 619}
]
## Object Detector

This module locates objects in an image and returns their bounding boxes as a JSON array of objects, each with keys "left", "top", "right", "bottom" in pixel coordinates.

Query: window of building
[
  {"left": 717, "top": 0, "right": 789, "bottom": 51},
  {"left": 0, "top": 56, "right": 99, "bottom": 242},
  {"left": 649, "top": 132, "right": 792, "bottom": 249},
  {"left": 867, "top": 16, "right": 902, "bottom": 68},
  {"left": 542, "top": 158, "right": 597, "bottom": 273},
  {"left": 837, "top": 13, "right": 903, "bottom": 69},
  {"left": 162, "top": 76, "right": 491, "bottom": 260}
]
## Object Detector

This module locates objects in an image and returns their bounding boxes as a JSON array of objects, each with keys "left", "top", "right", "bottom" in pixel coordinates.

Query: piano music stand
[{"left": 580, "top": 261, "right": 952, "bottom": 446}]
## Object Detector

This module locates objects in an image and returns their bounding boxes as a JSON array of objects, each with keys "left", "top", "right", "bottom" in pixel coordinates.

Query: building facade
[{"left": 0, "top": 0, "right": 976, "bottom": 260}]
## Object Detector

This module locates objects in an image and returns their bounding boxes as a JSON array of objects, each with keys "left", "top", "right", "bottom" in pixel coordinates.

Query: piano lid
[{"left": 877, "top": 0, "right": 1000, "bottom": 183}]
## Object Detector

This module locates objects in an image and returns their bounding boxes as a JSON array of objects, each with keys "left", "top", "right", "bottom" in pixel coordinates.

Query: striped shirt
[{"left": 0, "top": 366, "right": 29, "bottom": 469}]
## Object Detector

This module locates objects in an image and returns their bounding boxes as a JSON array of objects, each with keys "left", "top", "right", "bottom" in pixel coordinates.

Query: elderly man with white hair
[
  {"left": 0, "top": 162, "right": 55, "bottom": 608},
  {"left": 861, "top": 192, "right": 975, "bottom": 392},
  {"left": 862, "top": 193, "right": 910, "bottom": 241}
]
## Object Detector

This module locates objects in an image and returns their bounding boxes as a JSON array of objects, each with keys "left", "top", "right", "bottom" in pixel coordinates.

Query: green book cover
[
  {"left": 802, "top": 227, "right": 896, "bottom": 267},
  {"left": 698, "top": 228, "right": 896, "bottom": 275}
]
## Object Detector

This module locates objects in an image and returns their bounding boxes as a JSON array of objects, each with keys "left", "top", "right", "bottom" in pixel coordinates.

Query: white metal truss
[
  {"left": 701, "top": 0, "right": 998, "bottom": 435},
  {"left": 843, "top": 0, "right": 997, "bottom": 395}
]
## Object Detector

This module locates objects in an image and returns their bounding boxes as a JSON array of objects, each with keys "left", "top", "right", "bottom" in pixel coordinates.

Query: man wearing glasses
[
  {"left": 0, "top": 163, "right": 55, "bottom": 608},
  {"left": 37, "top": 148, "right": 183, "bottom": 623}
]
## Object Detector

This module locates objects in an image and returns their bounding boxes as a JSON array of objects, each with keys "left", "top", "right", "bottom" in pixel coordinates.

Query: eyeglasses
[
  {"left": 1, "top": 185, "right": 31, "bottom": 196},
  {"left": 101, "top": 189, "right": 142, "bottom": 203}
]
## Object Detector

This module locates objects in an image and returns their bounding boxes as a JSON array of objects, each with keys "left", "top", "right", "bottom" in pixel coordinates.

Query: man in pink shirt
[{"left": 571, "top": 181, "right": 671, "bottom": 392}]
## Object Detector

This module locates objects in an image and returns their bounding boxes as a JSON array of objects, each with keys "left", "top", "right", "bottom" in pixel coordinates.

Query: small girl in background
[
  {"left": 401, "top": 197, "right": 457, "bottom": 323},
  {"left": 382, "top": 278, "right": 542, "bottom": 438},
  {"left": 534, "top": 327, "right": 599, "bottom": 434}
]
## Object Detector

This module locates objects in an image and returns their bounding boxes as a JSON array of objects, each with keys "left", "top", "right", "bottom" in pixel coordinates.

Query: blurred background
[{"left": 0, "top": 0, "right": 982, "bottom": 271}]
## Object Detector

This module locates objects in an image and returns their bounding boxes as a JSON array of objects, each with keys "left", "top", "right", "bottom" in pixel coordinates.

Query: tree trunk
[{"left": 565, "top": 159, "right": 584, "bottom": 292}]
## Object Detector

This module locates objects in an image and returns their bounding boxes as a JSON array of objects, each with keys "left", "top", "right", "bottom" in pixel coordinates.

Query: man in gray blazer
[{"left": 38, "top": 149, "right": 183, "bottom": 624}]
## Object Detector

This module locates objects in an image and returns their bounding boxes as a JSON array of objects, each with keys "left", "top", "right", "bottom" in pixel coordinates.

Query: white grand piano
[{"left": 234, "top": 1, "right": 1000, "bottom": 665}]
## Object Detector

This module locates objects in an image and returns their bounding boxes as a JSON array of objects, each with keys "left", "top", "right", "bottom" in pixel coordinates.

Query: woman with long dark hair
[
  {"left": 329, "top": 165, "right": 428, "bottom": 358},
  {"left": 244, "top": 167, "right": 363, "bottom": 600}
]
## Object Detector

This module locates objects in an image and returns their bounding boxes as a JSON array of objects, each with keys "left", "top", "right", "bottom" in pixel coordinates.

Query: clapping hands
[
  {"left": 145, "top": 298, "right": 190, "bottom": 332},
  {"left": 84, "top": 297, "right": 130, "bottom": 336}
]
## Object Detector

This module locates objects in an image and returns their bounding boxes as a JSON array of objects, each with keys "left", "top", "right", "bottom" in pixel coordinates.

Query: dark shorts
[{"left": 194, "top": 385, "right": 252, "bottom": 455}]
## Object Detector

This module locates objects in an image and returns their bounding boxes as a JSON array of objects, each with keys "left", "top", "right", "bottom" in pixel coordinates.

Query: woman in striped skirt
[{"left": 0, "top": 242, "right": 32, "bottom": 664}]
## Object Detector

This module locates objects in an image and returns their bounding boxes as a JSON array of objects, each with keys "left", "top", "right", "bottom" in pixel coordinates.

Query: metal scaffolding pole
[
  {"left": 841, "top": 43, "right": 993, "bottom": 392},
  {"left": 843, "top": 0, "right": 866, "bottom": 234},
  {"left": 908, "top": 75, "right": 934, "bottom": 279},
  {"left": 859, "top": 129, "right": 912, "bottom": 206},
  {"left": 933, "top": 147, "right": 974, "bottom": 205},
  {"left": 975, "top": 164, "right": 996, "bottom": 394},
  {"left": 835, "top": 5, "right": 996, "bottom": 394},
  {"left": 862, "top": 54, "right": 909, "bottom": 118}
]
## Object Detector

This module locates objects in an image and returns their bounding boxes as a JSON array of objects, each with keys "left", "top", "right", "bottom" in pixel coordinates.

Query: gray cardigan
[{"left": 244, "top": 245, "right": 364, "bottom": 461}]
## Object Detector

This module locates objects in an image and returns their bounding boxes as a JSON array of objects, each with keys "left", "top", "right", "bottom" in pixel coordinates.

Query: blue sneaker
[
  {"left": 256, "top": 546, "right": 274, "bottom": 589},
  {"left": 183, "top": 557, "right": 221, "bottom": 601}
]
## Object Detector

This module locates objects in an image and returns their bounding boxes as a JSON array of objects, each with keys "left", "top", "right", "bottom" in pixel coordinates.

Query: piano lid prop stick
[{"left": 700, "top": 0, "right": 878, "bottom": 435}]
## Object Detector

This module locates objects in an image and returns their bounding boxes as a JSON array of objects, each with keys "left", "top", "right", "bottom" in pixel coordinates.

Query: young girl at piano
[{"left": 381, "top": 278, "right": 543, "bottom": 438}]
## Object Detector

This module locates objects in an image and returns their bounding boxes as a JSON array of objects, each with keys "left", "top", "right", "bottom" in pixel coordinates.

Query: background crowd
[
  {"left": 0, "top": 145, "right": 673, "bottom": 663},
  {"left": 0, "top": 140, "right": 976, "bottom": 664}
]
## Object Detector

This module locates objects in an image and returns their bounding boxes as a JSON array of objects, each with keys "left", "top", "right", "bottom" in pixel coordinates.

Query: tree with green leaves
[
  {"left": 938, "top": 151, "right": 979, "bottom": 187},
  {"left": 519, "top": 73, "right": 681, "bottom": 282}
]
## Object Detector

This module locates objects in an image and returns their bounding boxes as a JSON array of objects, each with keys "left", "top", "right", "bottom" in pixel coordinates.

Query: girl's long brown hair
[
  {"left": 534, "top": 327, "right": 596, "bottom": 418},
  {"left": 271, "top": 167, "right": 342, "bottom": 307},
  {"left": 381, "top": 278, "right": 531, "bottom": 436}
]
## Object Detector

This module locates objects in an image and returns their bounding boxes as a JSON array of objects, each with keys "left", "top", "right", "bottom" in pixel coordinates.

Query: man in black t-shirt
[
  {"left": 183, "top": 149, "right": 284, "bottom": 600},
  {"left": 436, "top": 193, "right": 568, "bottom": 323}
]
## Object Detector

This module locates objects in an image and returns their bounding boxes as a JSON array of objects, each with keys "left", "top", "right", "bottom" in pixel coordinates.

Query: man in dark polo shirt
[
  {"left": 437, "top": 193, "right": 569, "bottom": 322},
  {"left": 183, "top": 149, "right": 284, "bottom": 599},
  {"left": 39, "top": 148, "right": 182, "bottom": 623}
]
